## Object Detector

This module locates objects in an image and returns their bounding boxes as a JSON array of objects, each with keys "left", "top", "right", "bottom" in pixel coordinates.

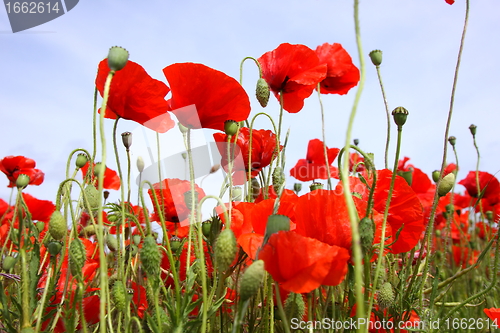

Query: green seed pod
[
  {"left": 353, "top": 138, "right": 360, "bottom": 146},
  {"left": 170, "top": 236, "right": 182, "bottom": 252},
  {"left": 112, "top": 280, "right": 127, "bottom": 312},
  {"left": 36, "top": 221, "right": 45, "bottom": 233},
  {"left": 47, "top": 241, "right": 63, "bottom": 256},
  {"left": 369, "top": 50, "right": 383, "bottom": 66},
  {"left": 448, "top": 136, "right": 456, "bottom": 147},
  {"left": 264, "top": 215, "right": 290, "bottom": 244},
  {"left": 392, "top": 106, "right": 409, "bottom": 128},
  {"left": 432, "top": 170, "right": 441, "bottom": 183},
  {"left": 75, "top": 153, "right": 88, "bottom": 169},
  {"left": 121, "top": 131, "right": 132, "bottom": 150},
  {"left": 16, "top": 174, "right": 30, "bottom": 189},
  {"left": 438, "top": 173, "right": 455, "bottom": 197},
  {"left": 214, "top": 229, "right": 237, "bottom": 273},
  {"left": 359, "top": 217, "right": 375, "bottom": 256},
  {"left": 309, "top": 182, "right": 323, "bottom": 192},
  {"left": 239, "top": 260, "right": 265, "bottom": 302},
  {"left": 107, "top": 46, "right": 129, "bottom": 71},
  {"left": 49, "top": 211, "right": 67, "bottom": 240},
  {"left": 83, "top": 184, "right": 100, "bottom": 211},
  {"left": 202, "top": 221, "right": 212, "bottom": 238},
  {"left": 2, "top": 256, "right": 17, "bottom": 271},
  {"left": 377, "top": 282, "right": 395, "bottom": 309},
  {"left": 69, "top": 238, "right": 86, "bottom": 278},
  {"left": 469, "top": 124, "right": 477, "bottom": 136},
  {"left": 398, "top": 170, "right": 413, "bottom": 187},
  {"left": 140, "top": 235, "right": 161, "bottom": 277},
  {"left": 224, "top": 120, "right": 239, "bottom": 136},
  {"left": 256, "top": 78, "right": 270, "bottom": 108},
  {"left": 284, "top": 292, "right": 306, "bottom": 321},
  {"left": 106, "top": 234, "right": 118, "bottom": 252}
]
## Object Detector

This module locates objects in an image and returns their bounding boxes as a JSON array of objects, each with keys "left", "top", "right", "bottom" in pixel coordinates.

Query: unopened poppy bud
[
  {"left": 214, "top": 229, "right": 237, "bottom": 273},
  {"left": 264, "top": 214, "right": 290, "bottom": 243},
  {"left": 438, "top": 172, "right": 455, "bottom": 197},
  {"left": 2, "top": 256, "right": 17, "bottom": 271},
  {"left": 251, "top": 178, "right": 260, "bottom": 201},
  {"left": 202, "top": 221, "right": 212, "bottom": 238},
  {"left": 169, "top": 236, "right": 182, "bottom": 252},
  {"left": 16, "top": 174, "right": 30, "bottom": 189},
  {"left": 106, "top": 234, "right": 118, "bottom": 252},
  {"left": 69, "top": 238, "right": 86, "bottom": 278},
  {"left": 140, "top": 235, "right": 161, "bottom": 277},
  {"left": 107, "top": 46, "right": 129, "bottom": 71},
  {"left": 309, "top": 182, "right": 323, "bottom": 191},
  {"left": 36, "top": 221, "right": 45, "bottom": 233},
  {"left": 136, "top": 156, "right": 145, "bottom": 173},
  {"left": 398, "top": 170, "right": 413, "bottom": 186},
  {"left": 392, "top": 106, "right": 409, "bottom": 128},
  {"left": 272, "top": 167, "right": 285, "bottom": 191},
  {"left": 377, "top": 282, "right": 395, "bottom": 309},
  {"left": 359, "top": 217, "right": 375, "bottom": 256},
  {"left": 132, "top": 234, "right": 141, "bottom": 246},
  {"left": 49, "top": 211, "right": 67, "bottom": 240},
  {"left": 83, "top": 184, "right": 100, "bottom": 211},
  {"left": 353, "top": 138, "right": 360, "bottom": 146},
  {"left": 432, "top": 170, "right": 441, "bottom": 183},
  {"left": 239, "top": 260, "right": 265, "bottom": 302},
  {"left": 47, "top": 241, "right": 63, "bottom": 256},
  {"left": 294, "top": 183, "right": 302, "bottom": 194},
  {"left": 94, "top": 162, "right": 105, "bottom": 177},
  {"left": 369, "top": 50, "right": 383, "bottom": 66},
  {"left": 232, "top": 186, "right": 243, "bottom": 201},
  {"left": 469, "top": 124, "right": 477, "bottom": 136},
  {"left": 448, "top": 136, "right": 456, "bottom": 147},
  {"left": 183, "top": 190, "right": 199, "bottom": 212},
  {"left": 178, "top": 122, "right": 188, "bottom": 134},
  {"left": 76, "top": 153, "right": 88, "bottom": 169},
  {"left": 285, "top": 293, "right": 306, "bottom": 321},
  {"left": 121, "top": 132, "right": 132, "bottom": 150},
  {"left": 224, "top": 120, "right": 239, "bottom": 136},
  {"left": 112, "top": 280, "right": 127, "bottom": 312},
  {"left": 256, "top": 78, "right": 270, "bottom": 108}
]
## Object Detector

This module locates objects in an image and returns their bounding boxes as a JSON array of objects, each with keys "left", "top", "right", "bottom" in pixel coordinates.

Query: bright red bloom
[
  {"left": 459, "top": 171, "right": 500, "bottom": 206},
  {"left": 80, "top": 162, "right": 121, "bottom": 190},
  {"left": 22, "top": 193, "right": 55, "bottom": 223},
  {"left": 477, "top": 221, "right": 497, "bottom": 240},
  {"left": 484, "top": 308, "right": 500, "bottom": 322},
  {"left": 315, "top": 43, "right": 359, "bottom": 95},
  {"left": 95, "top": 60, "right": 174, "bottom": 133},
  {"left": 213, "top": 127, "right": 280, "bottom": 184},
  {"left": 163, "top": 63, "right": 251, "bottom": 131},
  {"left": 148, "top": 178, "right": 205, "bottom": 225},
  {"left": 0, "top": 155, "right": 44, "bottom": 188},
  {"left": 445, "top": 0, "right": 455, "bottom": 4},
  {"left": 452, "top": 245, "right": 479, "bottom": 268},
  {"left": 258, "top": 43, "right": 327, "bottom": 113},
  {"left": 290, "top": 139, "right": 340, "bottom": 182}
]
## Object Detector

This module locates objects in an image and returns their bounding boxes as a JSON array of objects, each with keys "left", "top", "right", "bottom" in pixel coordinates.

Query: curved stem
[
  {"left": 317, "top": 84, "right": 332, "bottom": 190},
  {"left": 375, "top": 65, "right": 391, "bottom": 170}
]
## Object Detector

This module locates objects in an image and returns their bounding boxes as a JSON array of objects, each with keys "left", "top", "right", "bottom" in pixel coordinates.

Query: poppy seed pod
[
  {"left": 438, "top": 172, "right": 455, "bottom": 197},
  {"left": 239, "top": 259, "right": 265, "bottom": 302},
  {"left": 353, "top": 138, "right": 360, "bottom": 146},
  {"left": 469, "top": 124, "right": 477, "bottom": 136},
  {"left": 369, "top": 49, "right": 383, "bottom": 66},
  {"left": 121, "top": 132, "right": 132, "bottom": 150},
  {"left": 47, "top": 241, "right": 63, "bottom": 256},
  {"left": 256, "top": 78, "right": 270, "bottom": 108},
  {"left": 392, "top": 106, "right": 409, "bottom": 128},
  {"left": 75, "top": 153, "right": 88, "bottom": 169},
  {"left": 448, "top": 136, "right": 456, "bottom": 147},
  {"left": 432, "top": 170, "right": 441, "bottom": 183},
  {"left": 309, "top": 182, "right": 323, "bottom": 191},
  {"left": 16, "top": 174, "right": 30, "bottom": 189},
  {"left": 170, "top": 236, "right": 182, "bottom": 252},
  {"left": 224, "top": 120, "right": 239, "bottom": 136},
  {"left": 107, "top": 46, "right": 129, "bottom": 71}
]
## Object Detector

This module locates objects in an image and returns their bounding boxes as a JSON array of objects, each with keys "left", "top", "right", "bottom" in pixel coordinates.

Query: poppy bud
[
  {"left": 106, "top": 234, "right": 118, "bottom": 252},
  {"left": 369, "top": 50, "right": 383, "bottom": 66},
  {"left": 83, "top": 184, "right": 100, "bottom": 211},
  {"left": 469, "top": 124, "right": 477, "bottom": 136},
  {"left": 137, "top": 156, "right": 145, "bottom": 173},
  {"left": 432, "top": 170, "right": 441, "bottom": 183},
  {"left": 2, "top": 256, "right": 17, "bottom": 271},
  {"left": 377, "top": 282, "right": 395, "bottom": 309},
  {"left": 69, "top": 238, "right": 86, "bottom": 278},
  {"left": 178, "top": 122, "right": 188, "bottom": 134},
  {"left": 49, "top": 211, "right": 67, "bottom": 241},
  {"left": 36, "top": 221, "right": 45, "bottom": 233},
  {"left": 251, "top": 178, "right": 260, "bottom": 201},
  {"left": 294, "top": 183, "right": 302, "bottom": 194},
  {"left": 170, "top": 236, "right": 182, "bottom": 252},
  {"left": 264, "top": 215, "right": 290, "bottom": 243},
  {"left": 121, "top": 131, "right": 132, "bottom": 150},
  {"left": 448, "top": 136, "right": 456, "bottom": 147},
  {"left": 392, "top": 106, "right": 409, "bottom": 128},
  {"left": 132, "top": 234, "right": 141, "bottom": 246},
  {"left": 76, "top": 153, "right": 88, "bottom": 169},
  {"left": 232, "top": 186, "right": 243, "bottom": 201},
  {"left": 309, "top": 182, "right": 323, "bottom": 191},
  {"left": 112, "top": 280, "right": 127, "bottom": 312},
  {"left": 486, "top": 211, "right": 494, "bottom": 222},
  {"left": 140, "top": 235, "right": 161, "bottom": 277},
  {"left": 256, "top": 78, "right": 270, "bottom": 108},
  {"left": 214, "top": 229, "right": 237, "bottom": 273},
  {"left": 94, "top": 162, "right": 105, "bottom": 177},
  {"left": 353, "top": 138, "right": 360, "bottom": 146},
  {"left": 398, "top": 170, "right": 413, "bottom": 187},
  {"left": 224, "top": 120, "right": 239, "bottom": 136},
  {"left": 183, "top": 190, "right": 199, "bottom": 212},
  {"left": 16, "top": 174, "right": 30, "bottom": 189},
  {"left": 239, "top": 259, "right": 265, "bottom": 302},
  {"left": 272, "top": 167, "right": 285, "bottom": 191},
  {"left": 107, "top": 46, "right": 129, "bottom": 71},
  {"left": 284, "top": 293, "right": 306, "bottom": 321},
  {"left": 47, "top": 241, "right": 63, "bottom": 256},
  {"left": 438, "top": 172, "right": 455, "bottom": 197},
  {"left": 359, "top": 217, "right": 375, "bottom": 256},
  {"left": 202, "top": 221, "right": 212, "bottom": 238}
]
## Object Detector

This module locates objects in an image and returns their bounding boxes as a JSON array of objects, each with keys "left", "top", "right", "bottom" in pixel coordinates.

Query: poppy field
[{"left": 1, "top": 0, "right": 500, "bottom": 332}]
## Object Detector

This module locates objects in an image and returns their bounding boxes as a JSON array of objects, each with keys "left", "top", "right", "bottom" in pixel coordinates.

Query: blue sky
[{"left": 1, "top": 0, "right": 499, "bottom": 206}]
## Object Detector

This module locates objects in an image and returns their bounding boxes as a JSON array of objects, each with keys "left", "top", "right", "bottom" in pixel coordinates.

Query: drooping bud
[
  {"left": 392, "top": 106, "right": 409, "bottom": 128},
  {"left": 264, "top": 214, "right": 290, "bottom": 243},
  {"left": 93, "top": 162, "right": 105, "bottom": 177},
  {"left": 256, "top": 78, "right": 270, "bottom": 108},
  {"left": 224, "top": 120, "right": 239, "bottom": 136},
  {"left": 214, "top": 229, "right": 237, "bottom": 273},
  {"left": 75, "top": 153, "right": 88, "bottom": 169},
  {"left": 107, "top": 46, "right": 129, "bottom": 71},
  {"left": 438, "top": 172, "right": 455, "bottom": 197},
  {"left": 136, "top": 156, "right": 145, "bottom": 173},
  {"left": 132, "top": 234, "right": 141, "bottom": 246},
  {"left": 239, "top": 260, "right": 265, "bottom": 302},
  {"left": 121, "top": 132, "right": 132, "bottom": 150},
  {"left": 16, "top": 174, "right": 30, "bottom": 189},
  {"left": 309, "top": 182, "right": 323, "bottom": 192},
  {"left": 83, "top": 184, "right": 100, "bottom": 212},
  {"left": 448, "top": 136, "right": 456, "bottom": 147},
  {"left": 432, "top": 170, "right": 441, "bottom": 183},
  {"left": 469, "top": 124, "right": 477, "bottom": 136},
  {"left": 369, "top": 50, "right": 383, "bottom": 66}
]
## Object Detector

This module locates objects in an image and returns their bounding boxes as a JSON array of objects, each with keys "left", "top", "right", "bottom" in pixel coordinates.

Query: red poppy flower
[
  {"left": 148, "top": 178, "right": 205, "bottom": 225},
  {"left": 163, "top": 63, "right": 251, "bottom": 131},
  {"left": 80, "top": 162, "right": 121, "bottom": 190},
  {"left": 290, "top": 139, "right": 340, "bottom": 182},
  {"left": 452, "top": 245, "right": 479, "bottom": 268},
  {"left": 484, "top": 308, "right": 500, "bottom": 322},
  {"left": 0, "top": 155, "right": 44, "bottom": 188},
  {"left": 213, "top": 127, "right": 280, "bottom": 184},
  {"left": 259, "top": 231, "right": 349, "bottom": 293},
  {"left": 459, "top": 171, "right": 500, "bottom": 206},
  {"left": 258, "top": 43, "right": 327, "bottom": 113},
  {"left": 315, "top": 43, "right": 359, "bottom": 95},
  {"left": 95, "top": 60, "right": 174, "bottom": 133},
  {"left": 22, "top": 193, "right": 55, "bottom": 223},
  {"left": 445, "top": 0, "right": 455, "bottom": 4}
]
